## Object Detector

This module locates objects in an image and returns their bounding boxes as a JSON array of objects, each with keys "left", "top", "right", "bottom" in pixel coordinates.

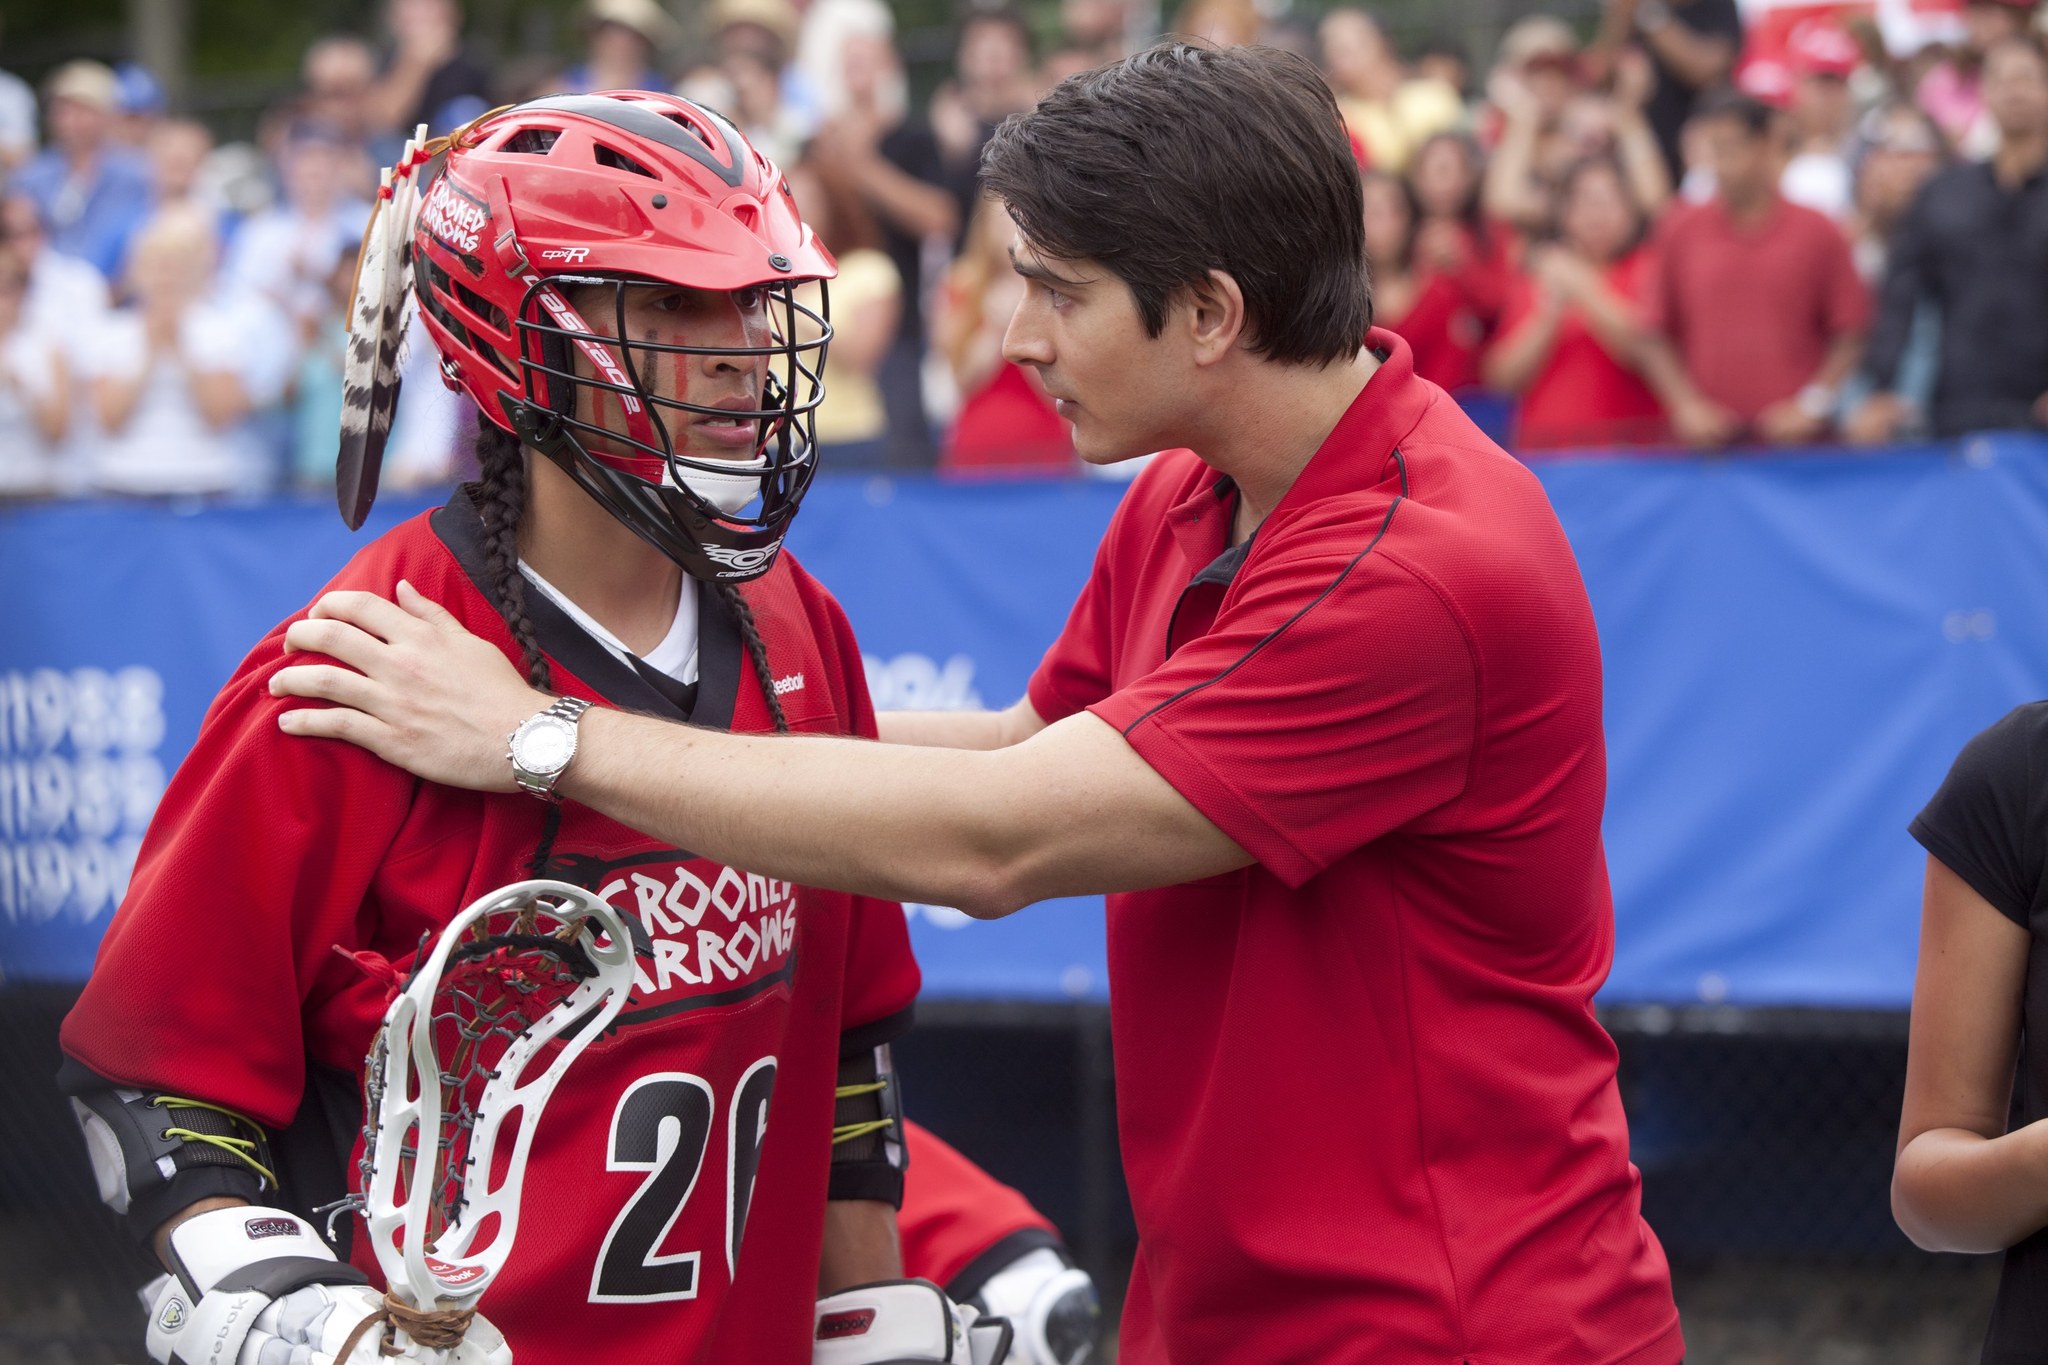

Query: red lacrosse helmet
[{"left": 411, "top": 91, "right": 835, "bottom": 582}]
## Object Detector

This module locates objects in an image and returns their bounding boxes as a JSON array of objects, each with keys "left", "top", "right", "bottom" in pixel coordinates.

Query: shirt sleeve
[
  {"left": 60, "top": 633, "right": 420, "bottom": 1127},
  {"left": 1027, "top": 529, "right": 1118, "bottom": 724},
  {"left": 1909, "top": 704, "right": 2048, "bottom": 928},
  {"left": 1819, "top": 217, "right": 1872, "bottom": 339},
  {"left": 1089, "top": 516, "right": 1476, "bottom": 888}
]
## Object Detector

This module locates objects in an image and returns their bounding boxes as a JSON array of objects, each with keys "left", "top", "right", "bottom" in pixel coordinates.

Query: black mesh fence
[{"left": 0, "top": 986, "right": 2007, "bottom": 1363}]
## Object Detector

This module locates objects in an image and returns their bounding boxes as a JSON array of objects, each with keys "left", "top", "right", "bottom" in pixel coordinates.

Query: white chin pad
[{"left": 664, "top": 452, "right": 767, "bottom": 516}]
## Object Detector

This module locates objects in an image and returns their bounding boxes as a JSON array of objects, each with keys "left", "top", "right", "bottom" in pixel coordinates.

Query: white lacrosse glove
[
  {"left": 966, "top": 1248, "right": 1102, "bottom": 1365},
  {"left": 814, "top": 1278, "right": 1013, "bottom": 1365},
  {"left": 144, "top": 1206, "right": 510, "bottom": 1365}
]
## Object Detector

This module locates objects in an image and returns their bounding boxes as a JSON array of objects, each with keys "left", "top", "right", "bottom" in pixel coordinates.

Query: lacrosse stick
[{"left": 341, "top": 879, "right": 636, "bottom": 1362}]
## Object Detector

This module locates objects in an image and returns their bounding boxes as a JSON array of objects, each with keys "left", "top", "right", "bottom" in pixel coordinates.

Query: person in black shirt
[
  {"left": 1593, "top": 0, "right": 1742, "bottom": 183},
  {"left": 808, "top": 32, "right": 977, "bottom": 469},
  {"left": 1851, "top": 34, "right": 2048, "bottom": 441},
  {"left": 366, "top": 0, "right": 493, "bottom": 141},
  {"left": 1901, "top": 700, "right": 2048, "bottom": 1363}
]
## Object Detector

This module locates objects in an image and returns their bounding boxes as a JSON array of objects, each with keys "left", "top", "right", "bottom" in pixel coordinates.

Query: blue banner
[{"left": 6, "top": 439, "right": 2048, "bottom": 1006}]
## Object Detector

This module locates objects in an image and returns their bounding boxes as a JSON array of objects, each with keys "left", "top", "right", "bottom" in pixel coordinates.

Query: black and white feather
[{"left": 337, "top": 126, "right": 429, "bottom": 530}]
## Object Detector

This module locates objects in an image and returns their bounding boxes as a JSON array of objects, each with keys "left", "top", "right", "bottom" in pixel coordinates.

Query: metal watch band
[{"left": 509, "top": 696, "right": 592, "bottom": 801}]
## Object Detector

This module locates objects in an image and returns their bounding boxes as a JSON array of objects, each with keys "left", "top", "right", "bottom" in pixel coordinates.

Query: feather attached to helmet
[{"left": 337, "top": 126, "right": 431, "bottom": 530}]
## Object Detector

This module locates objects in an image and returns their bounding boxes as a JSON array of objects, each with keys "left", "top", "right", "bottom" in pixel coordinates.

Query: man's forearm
[
  {"left": 554, "top": 706, "right": 1245, "bottom": 917},
  {"left": 561, "top": 710, "right": 1034, "bottom": 915},
  {"left": 819, "top": 1200, "right": 904, "bottom": 1295},
  {"left": 877, "top": 696, "right": 1045, "bottom": 750}
]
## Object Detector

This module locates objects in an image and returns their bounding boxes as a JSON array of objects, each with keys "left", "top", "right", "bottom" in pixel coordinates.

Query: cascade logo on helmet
[{"left": 374, "top": 90, "right": 837, "bottom": 585}]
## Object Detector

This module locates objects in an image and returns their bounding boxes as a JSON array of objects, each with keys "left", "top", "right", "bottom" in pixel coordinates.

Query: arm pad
[
  {"left": 830, "top": 1043, "right": 908, "bottom": 1207},
  {"left": 65, "top": 1065, "right": 277, "bottom": 1244}
]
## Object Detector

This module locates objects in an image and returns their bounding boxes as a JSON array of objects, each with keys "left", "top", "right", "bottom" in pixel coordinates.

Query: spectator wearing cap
[
  {"left": 1853, "top": 36, "right": 2048, "bottom": 440},
  {"left": 1319, "top": 8, "right": 1463, "bottom": 172},
  {"left": 112, "top": 63, "right": 166, "bottom": 149},
  {"left": 1485, "top": 154, "right": 1668, "bottom": 451},
  {"left": 365, "top": 0, "right": 492, "bottom": 143},
  {"left": 1637, "top": 92, "right": 1870, "bottom": 446},
  {"left": 0, "top": 18, "right": 36, "bottom": 173},
  {"left": 1594, "top": 0, "right": 1744, "bottom": 182},
  {"left": 1918, "top": 0, "right": 2039, "bottom": 158},
  {"left": 12, "top": 61, "right": 153, "bottom": 281},
  {"left": 1780, "top": 20, "right": 1864, "bottom": 219},
  {"left": 564, "top": 0, "right": 677, "bottom": 95}
]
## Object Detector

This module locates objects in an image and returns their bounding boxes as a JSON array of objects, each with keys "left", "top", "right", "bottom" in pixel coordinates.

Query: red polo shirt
[
  {"left": 1642, "top": 194, "right": 1867, "bottom": 424},
  {"left": 1028, "top": 331, "right": 1681, "bottom": 1365}
]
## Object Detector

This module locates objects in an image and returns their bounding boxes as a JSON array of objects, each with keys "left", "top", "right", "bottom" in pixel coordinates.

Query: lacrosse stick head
[{"left": 360, "top": 879, "right": 635, "bottom": 1323}]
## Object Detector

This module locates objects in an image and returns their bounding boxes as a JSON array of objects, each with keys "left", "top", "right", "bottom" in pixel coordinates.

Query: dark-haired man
[
  {"left": 1852, "top": 34, "right": 2048, "bottom": 440},
  {"left": 1637, "top": 90, "right": 1869, "bottom": 446},
  {"left": 274, "top": 42, "right": 1684, "bottom": 1364}
]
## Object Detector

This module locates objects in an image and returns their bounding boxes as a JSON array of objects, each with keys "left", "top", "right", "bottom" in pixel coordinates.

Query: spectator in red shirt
[
  {"left": 275, "top": 44, "right": 1683, "bottom": 1365},
  {"left": 1485, "top": 154, "right": 1667, "bottom": 451},
  {"left": 1637, "top": 91, "right": 1870, "bottom": 445},
  {"left": 1362, "top": 169, "right": 1493, "bottom": 391}
]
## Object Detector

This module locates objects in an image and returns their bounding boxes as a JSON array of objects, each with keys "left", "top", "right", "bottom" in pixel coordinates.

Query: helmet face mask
[
  {"left": 507, "top": 270, "right": 830, "bottom": 581},
  {"left": 407, "top": 91, "right": 836, "bottom": 582}
]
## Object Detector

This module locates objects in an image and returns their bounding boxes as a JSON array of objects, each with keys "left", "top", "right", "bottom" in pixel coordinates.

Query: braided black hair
[
  {"left": 718, "top": 582, "right": 789, "bottom": 735},
  {"left": 471, "top": 424, "right": 561, "bottom": 875},
  {"left": 469, "top": 427, "right": 793, "bottom": 878}
]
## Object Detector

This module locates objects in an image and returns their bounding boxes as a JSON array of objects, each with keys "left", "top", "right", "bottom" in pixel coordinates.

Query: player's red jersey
[
  {"left": 62, "top": 491, "right": 921, "bottom": 1365},
  {"left": 1028, "top": 331, "right": 1682, "bottom": 1364},
  {"left": 897, "top": 1121, "right": 1058, "bottom": 1292}
]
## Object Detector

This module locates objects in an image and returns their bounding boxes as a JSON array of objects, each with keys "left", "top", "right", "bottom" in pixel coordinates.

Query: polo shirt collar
[
  {"left": 1161, "top": 325, "right": 1426, "bottom": 590},
  {"left": 1269, "top": 326, "right": 1427, "bottom": 516}
]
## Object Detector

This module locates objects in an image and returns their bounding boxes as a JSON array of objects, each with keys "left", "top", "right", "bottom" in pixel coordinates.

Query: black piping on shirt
[{"left": 1122, "top": 448, "right": 1409, "bottom": 737}]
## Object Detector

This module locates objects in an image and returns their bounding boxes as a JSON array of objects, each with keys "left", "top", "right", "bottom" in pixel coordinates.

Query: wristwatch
[{"left": 507, "top": 696, "right": 592, "bottom": 801}]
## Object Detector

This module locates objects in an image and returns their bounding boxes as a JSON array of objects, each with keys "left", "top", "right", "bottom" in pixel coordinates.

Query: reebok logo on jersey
[
  {"left": 817, "top": 1309, "right": 876, "bottom": 1339},
  {"left": 772, "top": 673, "right": 804, "bottom": 696}
]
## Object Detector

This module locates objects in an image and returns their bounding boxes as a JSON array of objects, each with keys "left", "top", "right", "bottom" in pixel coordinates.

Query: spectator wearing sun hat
[{"left": 11, "top": 61, "right": 152, "bottom": 281}]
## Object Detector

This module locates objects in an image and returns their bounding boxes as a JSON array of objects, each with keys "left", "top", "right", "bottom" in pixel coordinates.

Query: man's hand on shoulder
[{"left": 270, "top": 580, "right": 547, "bottom": 791}]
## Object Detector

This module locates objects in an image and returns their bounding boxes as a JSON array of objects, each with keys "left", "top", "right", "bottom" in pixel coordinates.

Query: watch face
[{"left": 517, "top": 718, "right": 575, "bottom": 772}]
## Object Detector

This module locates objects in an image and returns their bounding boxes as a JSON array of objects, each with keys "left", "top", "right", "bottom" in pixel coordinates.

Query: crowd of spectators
[{"left": 2, "top": 0, "right": 2047, "bottom": 502}]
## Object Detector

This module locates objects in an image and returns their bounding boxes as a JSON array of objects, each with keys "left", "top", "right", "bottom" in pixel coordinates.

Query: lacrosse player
[
  {"left": 61, "top": 93, "right": 1005, "bottom": 1365},
  {"left": 273, "top": 46, "right": 1685, "bottom": 1365}
]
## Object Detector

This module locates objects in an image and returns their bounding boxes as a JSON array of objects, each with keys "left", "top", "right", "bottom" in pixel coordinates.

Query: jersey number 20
[{"left": 590, "top": 1058, "right": 778, "bottom": 1302}]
